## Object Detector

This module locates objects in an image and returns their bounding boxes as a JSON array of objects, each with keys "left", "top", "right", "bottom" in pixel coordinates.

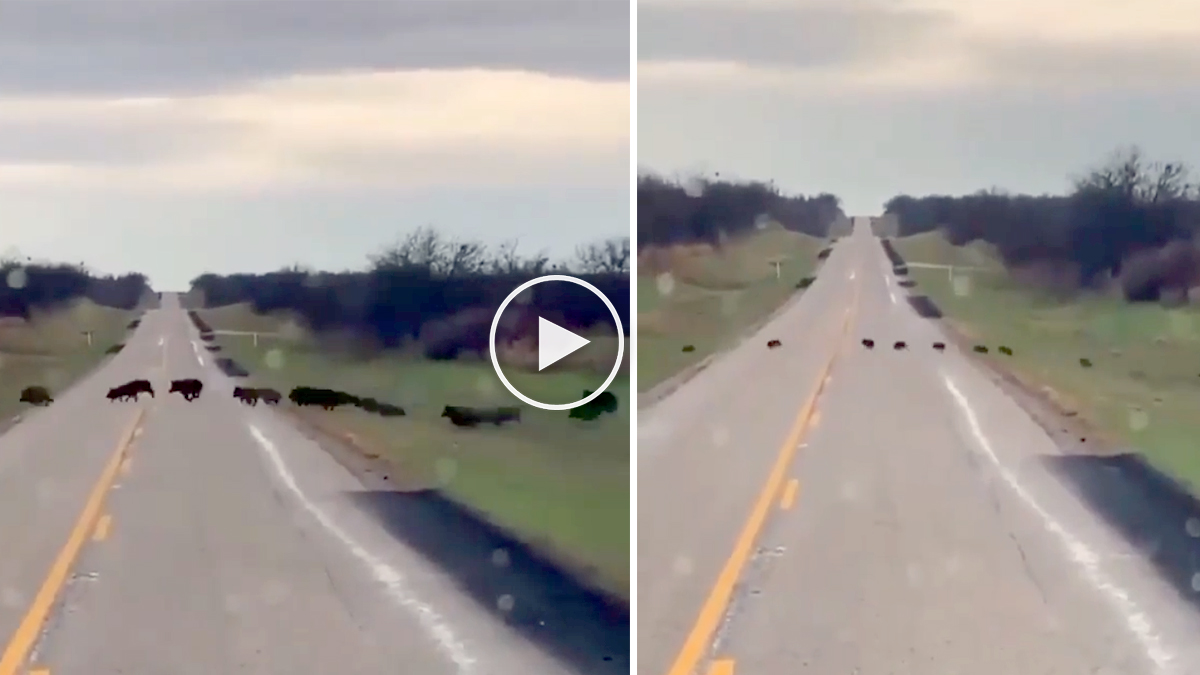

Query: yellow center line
[
  {"left": 706, "top": 659, "right": 735, "bottom": 675},
  {"left": 664, "top": 281, "right": 861, "bottom": 675},
  {"left": 0, "top": 407, "right": 145, "bottom": 675},
  {"left": 28, "top": 668, "right": 49, "bottom": 675},
  {"left": 91, "top": 515, "right": 112, "bottom": 542},
  {"left": 119, "top": 456, "right": 132, "bottom": 476},
  {"left": 779, "top": 479, "right": 800, "bottom": 510}
]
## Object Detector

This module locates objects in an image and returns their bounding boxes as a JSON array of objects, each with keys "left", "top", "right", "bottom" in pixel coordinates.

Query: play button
[
  {"left": 489, "top": 274, "right": 625, "bottom": 411},
  {"left": 538, "top": 317, "right": 590, "bottom": 371}
]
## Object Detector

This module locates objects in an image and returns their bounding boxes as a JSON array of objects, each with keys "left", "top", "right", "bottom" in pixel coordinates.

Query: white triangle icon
[{"left": 538, "top": 317, "right": 590, "bottom": 371}]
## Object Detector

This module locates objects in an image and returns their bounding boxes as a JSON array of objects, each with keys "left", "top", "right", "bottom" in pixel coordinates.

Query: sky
[
  {"left": 637, "top": 0, "right": 1200, "bottom": 215},
  {"left": 0, "top": 0, "right": 630, "bottom": 290}
]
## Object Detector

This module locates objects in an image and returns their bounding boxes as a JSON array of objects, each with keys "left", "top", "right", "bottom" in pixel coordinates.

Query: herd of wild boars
[
  {"left": 21, "top": 308, "right": 625, "bottom": 426},
  {"left": 856, "top": 338, "right": 1004, "bottom": 353},
  {"left": 93, "top": 378, "right": 417, "bottom": 417},
  {"left": 18, "top": 370, "right": 618, "bottom": 426},
  {"left": 854, "top": 338, "right": 1095, "bottom": 366},
  {"left": 90, "top": 378, "right": 417, "bottom": 418},
  {"left": 858, "top": 338, "right": 954, "bottom": 353}
]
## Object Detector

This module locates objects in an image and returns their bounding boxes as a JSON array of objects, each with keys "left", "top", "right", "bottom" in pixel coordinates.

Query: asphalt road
[
  {"left": 638, "top": 218, "right": 1200, "bottom": 675},
  {"left": 0, "top": 293, "right": 606, "bottom": 675}
]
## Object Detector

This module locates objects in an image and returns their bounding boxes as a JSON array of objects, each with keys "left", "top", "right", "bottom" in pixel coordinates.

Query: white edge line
[
  {"left": 941, "top": 372, "right": 1175, "bottom": 675},
  {"left": 247, "top": 424, "right": 477, "bottom": 673}
]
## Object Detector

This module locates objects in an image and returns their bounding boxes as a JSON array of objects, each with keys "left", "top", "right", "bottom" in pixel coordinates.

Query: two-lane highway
[
  {"left": 0, "top": 294, "right": 600, "bottom": 675},
  {"left": 639, "top": 218, "right": 1200, "bottom": 675}
]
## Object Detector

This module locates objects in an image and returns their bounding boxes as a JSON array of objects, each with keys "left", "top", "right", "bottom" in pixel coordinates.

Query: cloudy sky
[
  {"left": 0, "top": 0, "right": 629, "bottom": 290},
  {"left": 638, "top": 0, "right": 1200, "bottom": 215}
]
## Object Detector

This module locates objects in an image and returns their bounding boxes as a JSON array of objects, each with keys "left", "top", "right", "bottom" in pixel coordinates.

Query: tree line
[
  {"left": 0, "top": 255, "right": 152, "bottom": 318},
  {"left": 189, "top": 227, "right": 631, "bottom": 359},
  {"left": 637, "top": 172, "right": 845, "bottom": 248},
  {"left": 883, "top": 147, "right": 1200, "bottom": 302}
]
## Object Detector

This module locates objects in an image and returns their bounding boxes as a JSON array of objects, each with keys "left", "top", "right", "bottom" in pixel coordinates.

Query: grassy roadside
[
  {"left": 893, "top": 231, "right": 1200, "bottom": 492},
  {"left": 637, "top": 225, "right": 829, "bottom": 391},
  {"left": 0, "top": 299, "right": 135, "bottom": 423},
  {"left": 198, "top": 303, "right": 631, "bottom": 601}
]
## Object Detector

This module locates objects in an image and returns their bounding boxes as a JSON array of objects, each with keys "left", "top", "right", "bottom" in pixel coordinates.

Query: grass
[
  {"left": 0, "top": 299, "right": 135, "bottom": 421},
  {"left": 893, "top": 230, "right": 1200, "bottom": 493},
  {"left": 198, "top": 303, "right": 630, "bottom": 601},
  {"left": 637, "top": 225, "right": 827, "bottom": 391}
]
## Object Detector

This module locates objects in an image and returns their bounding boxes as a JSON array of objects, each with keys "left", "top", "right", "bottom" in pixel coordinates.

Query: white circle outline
[{"left": 488, "top": 274, "right": 625, "bottom": 411}]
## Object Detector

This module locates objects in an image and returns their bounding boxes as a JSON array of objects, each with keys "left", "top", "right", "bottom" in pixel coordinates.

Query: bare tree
[
  {"left": 370, "top": 226, "right": 444, "bottom": 271},
  {"left": 442, "top": 240, "right": 488, "bottom": 277},
  {"left": 1144, "top": 161, "right": 1195, "bottom": 203},
  {"left": 372, "top": 226, "right": 629, "bottom": 278},
  {"left": 574, "top": 237, "right": 630, "bottom": 274},
  {"left": 1073, "top": 146, "right": 1197, "bottom": 204},
  {"left": 523, "top": 253, "right": 553, "bottom": 276},
  {"left": 370, "top": 226, "right": 488, "bottom": 277},
  {"left": 490, "top": 239, "right": 525, "bottom": 275}
]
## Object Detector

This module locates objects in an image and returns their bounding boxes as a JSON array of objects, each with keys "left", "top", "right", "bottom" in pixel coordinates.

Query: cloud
[
  {"left": 0, "top": 114, "right": 237, "bottom": 166},
  {"left": 639, "top": 1, "right": 955, "bottom": 71},
  {"left": 0, "top": 69, "right": 629, "bottom": 191},
  {"left": 638, "top": 0, "right": 1200, "bottom": 213},
  {"left": 0, "top": 0, "right": 629, "bottom": 95},
  {"left": 0, "top": 0, "right": 631, "bottom": 289},
  {"left": 973, "top": 36, "right": 1200, "bottom": 90},
  {"left": 638, "top": 0, "right": 1200, "bottom": 93}
]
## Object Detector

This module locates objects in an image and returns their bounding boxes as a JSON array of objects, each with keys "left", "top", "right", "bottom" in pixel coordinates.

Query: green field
[
  {"left": 198, "top": 303, "right": 630, "bottom": 601},
  {"left": 0, "top": 299, "right": 135, "bottom": 421},
  {"left": 893, "top": 231, "right": 1200, "bottom": 492},
  {"left": 638, "top": 225, "right": 828, "bottom": 391}
]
